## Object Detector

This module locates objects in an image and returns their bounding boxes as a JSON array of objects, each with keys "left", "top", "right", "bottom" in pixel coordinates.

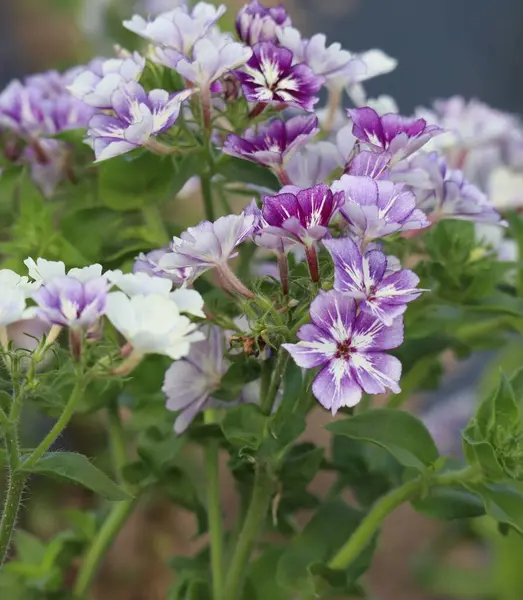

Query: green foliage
[
  {"left": 20, "top": 452, "right": 131, "bottom": 501},
  {"left": 327, "top": 408, "right": 439, "bottom": 470},
  {"left": 463, "top": 371, "right": 523, "bottom": 481}
]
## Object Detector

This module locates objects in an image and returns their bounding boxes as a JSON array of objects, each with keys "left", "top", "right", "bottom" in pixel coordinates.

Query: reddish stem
[
  {"left": 248, "top": 102, "right": 267, "bottom": 119},
  {"left": 278, "top": 252, "right": 289, "bottom": 296},
  {"left": 305, "top": 245, "right": 319, "bottom": 283}
]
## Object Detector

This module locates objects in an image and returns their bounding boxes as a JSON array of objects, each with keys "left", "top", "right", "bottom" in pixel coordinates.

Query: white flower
[
  {"left": 107, "top": 271, "right": 205, "bottom": 318},
  {"left": 0, "top": 269, "right": 37, "bottom": 296},
  {"left": 106, "top": 292, "right": 204, "bottom": 359},
  {"left": 24, "top": 258, "right": 104, "bottom": 285},
  {"left": 0, "top": 270, "right": 37, "bottom": 329}
]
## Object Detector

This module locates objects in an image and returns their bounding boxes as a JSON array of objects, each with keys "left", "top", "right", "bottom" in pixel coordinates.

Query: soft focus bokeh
[{"left": 1, "top": 1, "right": 523, "bottom": 599}]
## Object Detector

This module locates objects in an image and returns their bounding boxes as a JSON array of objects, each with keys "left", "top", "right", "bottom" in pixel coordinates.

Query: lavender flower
[
  {"left": 258, "top": 184, "right": 344, "bottom": 251},
  {"left": 67, "top": 53, "right": 145, "bottom": 109},
  {"left": 223, "top": 115, "right": 319, "bottom": 182},
  {"left": 286, "top": 141, "right": 343, "bottom": 187},
  {"left": 33, "top": 276, "right": 108, "bottom": 328},
  {"left": 172, "top": 37, "right": 252, "bottom": 90},
  {"left": 324, "top": 237, "right": 422, "bottom": 325},
  {"left": 277, "top": 27, "right": 397, "bottom": 93},
  {"left": 283, "top": 290, "right": 403, "bottom": 414},
  {"left": 236, "top": 0, "right": 291, "bottom": 46},
  {"left": 134, "top": 248, "right": 201, "bottom": 285},
  {"left": 349, "top": 107, "right": 443, "bottom": 164},
  {"left": 345, "top": 150, "right": 391, "bottom": 179},
  {"left": 124, "top": 2, "right": 226, "bottom": 61},
  {"left": 158, "top": 213, "right": 255, "bottom": 296},
  {"left": 331, "top": 175, "right": 430, "bottom": 242},
  {"left": 392, "top": 152, "right": 504, "bottom": 224},
  {"left": 86, "top": 81, "right": 192, "bottom": 162},
  {"left": 163, "top": 325, "right": 226, "bottom": 433},
  {"left": 235, "top": 42, "right": 323, "bottom": 111}
]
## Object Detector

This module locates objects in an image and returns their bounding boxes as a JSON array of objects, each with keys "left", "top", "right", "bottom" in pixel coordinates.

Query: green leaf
[
  {"left": 98, "top": 152, "right": 175, "bottom": 211},
  {"left": 13, "top": 531, "right": 46, "bottom": 565},
  {"left": 221, "top": 404, "right": 267, "bottom": 450},
  {"left": 212, "top": 359, "right": 261, "bottom": 402},
  {"left": 276, "top": 499, "right": 372, "bottom": 594},
  {"left": 326, "top": 408, "right": 439, "bottom": 470},
  {"left": 20, "top": 452, "right": 131, "bottom": 501},
  {"left": 216, "top": 156, "right": 280, "bottom": 191},
  {"left": 247, "top": 547, "right": 287, "bottom": 600},
  {"left": 412, "top": 487, "right": 485, "bottom": 520},
  {"left": 466, "top": 482, "right": 523, "bottom": 534}
]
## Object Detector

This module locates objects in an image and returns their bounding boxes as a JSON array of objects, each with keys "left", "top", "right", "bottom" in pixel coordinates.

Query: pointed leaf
[
  {"left": 20, "top": 452, "right": 131, "bottom": 501},
  {"left": 326, "top": 408, "right": 439, "bottom": 470}
]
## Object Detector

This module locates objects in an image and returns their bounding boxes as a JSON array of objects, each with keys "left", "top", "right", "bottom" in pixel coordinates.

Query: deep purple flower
[
  {"left": 349, "top": 107, "right": 443, "bottom": 164},
  {"left": 392, "top": 152, "right": 504, "bottom": 224},
  {"left": 134, "top": 248, "right": 201, "bottom": 285},
  {"left": 331, "top": 175, "right": 430, "bottom": 242},
  {"left": 235, "top": 42, "right": 323, "bottom": 111},
  {"left": 236, "top": 0, "right": 291, "bottom": 46},
  {"left": 258, "top": 184, "right": 344, "bottom": 250},
  {"left": 163, "top": 325, "right": 226, "bottom": 433},
  {"left": 324, "top": 237, "right": 422, "bottom": 325},
  {"left": 86, "top": 81, "right": 192, "bottom": 161},
  {"left": 283, "top": 290, "right": 403, "bottom": 414},
  {"left": 33, "top": 276, "right": 108, "bottom": 328},
  {"left": 223, "top": 115, "right": 319, "bottom": 181}
]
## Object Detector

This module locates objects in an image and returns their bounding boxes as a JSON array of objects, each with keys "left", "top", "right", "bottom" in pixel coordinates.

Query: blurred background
[{"left": 1, "top": 1, "right": 523, "bottom": 599}]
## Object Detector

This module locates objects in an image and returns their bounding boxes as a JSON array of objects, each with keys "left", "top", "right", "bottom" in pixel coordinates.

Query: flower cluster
[{"left": 0, "top": 69, "right": 94, "bottom": 194}]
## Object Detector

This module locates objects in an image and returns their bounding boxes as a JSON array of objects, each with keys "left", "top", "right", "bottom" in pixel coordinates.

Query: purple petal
[
  {"left": 352, "top": 352, "right": 402, "bottom": 395},
  {"left": 312, "top": 359, "right": 363, "bottom": 414},
  {"left": 349, "top": 107, "right": 385, "bottom": 148},
  {"left": 309, "top": 290, "right": 357, "bottom": 342},
  {"left": 352, "top": 312, "right": 404, "bottom": 351}
]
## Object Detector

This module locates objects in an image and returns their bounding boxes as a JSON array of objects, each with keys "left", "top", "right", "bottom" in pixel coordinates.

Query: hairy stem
[
  {"left": 204, "top": 411, "right": 224, "bottom": 600},
  {"left": 261, "top": 349, "right": 288, "bottom": 415},
  {"left": 223, "top": 466, "right": 272, "bottom": 600},
  {"left": 24, "top": 377, "right": 86, "bottom": 469},
  {"left": 328, "top": 466, "right": 482, "bottom": 573}
]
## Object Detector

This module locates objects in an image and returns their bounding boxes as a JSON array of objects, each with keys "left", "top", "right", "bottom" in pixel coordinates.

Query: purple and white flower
[
  {"left": 106, "top": 292, "right": 204, "bottom": 360},
  {"left": 283, "top": 290, "right": 403, "bottom": 414},
  {"left": 163, "top": 325, "right": 226, "bottom": 433},
  {"left": 345, "top": 150, "right": 391, "bottom": 179},
  {"left": 235, "top": 42, "right": 323, "bottom": 111},
  {"left": 392, "top": 152, "right": 504, "bottom": 224},
  {"left": 257, "top": 184, "right": 344, "bottom": 250},
  {"left": 349, "top": 107, "right": 443, "bottom": 164},
  {"left": 33, "top": 275, "right": 108, "bottom": 328},
  {"left": 236, "top": 0, "right": 291, "bottom": 46},
  {"left": 223, "top": 115, "right": 319, "bottom": 181},
  {"left": 86, "top": 80, "right": 192, "bottom": 161},
  {"left": 24, "top": 258, "right": 105, "bottom": 286},
  {"left": 124, "top": 2, "right": 226, "bottom": 61},
  {"left": 67, "top": 53, "right": 146, "bottom": 109},
  {"left": 324, "top": 237, "right": 422, "bottom": 325},
  {"left": 331, "top": 175, "right": 430, "bottom": 242}
]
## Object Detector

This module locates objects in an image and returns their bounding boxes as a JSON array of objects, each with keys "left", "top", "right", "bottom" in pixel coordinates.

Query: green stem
[
  {"left": 0, "top": 364, "right": 25, "bottom": 566},
  {"left": 223, "top": 467, "right": 272, "bottom": 600},
  {"left": 261, "top": 350, "right": 288, "bottom": 415},
  {"left": 107, "top": 401, "right": 127, "bottom": 486},
  {"left": 327, "top": 466, "right": 480, "bottom": 573},
  {"left": 24, "top": 377, "right": 85, "bottom": 469},
  {"left": 204, "top": 410, "right": 224, "bottom": 600},
  {"left": 201, "top": 175, "right": 215, "bottom": 222},
  {"left": 73, "top": 497, "right": 139, "bottom": 598},
  {"left": 0, "top": 424, "right": 25, "bottom": 566}
]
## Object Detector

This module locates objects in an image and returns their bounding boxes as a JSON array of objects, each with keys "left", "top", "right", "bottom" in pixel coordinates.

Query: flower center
[{"left": 335, "top": 340, "right": 352, "bottom": 359}]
